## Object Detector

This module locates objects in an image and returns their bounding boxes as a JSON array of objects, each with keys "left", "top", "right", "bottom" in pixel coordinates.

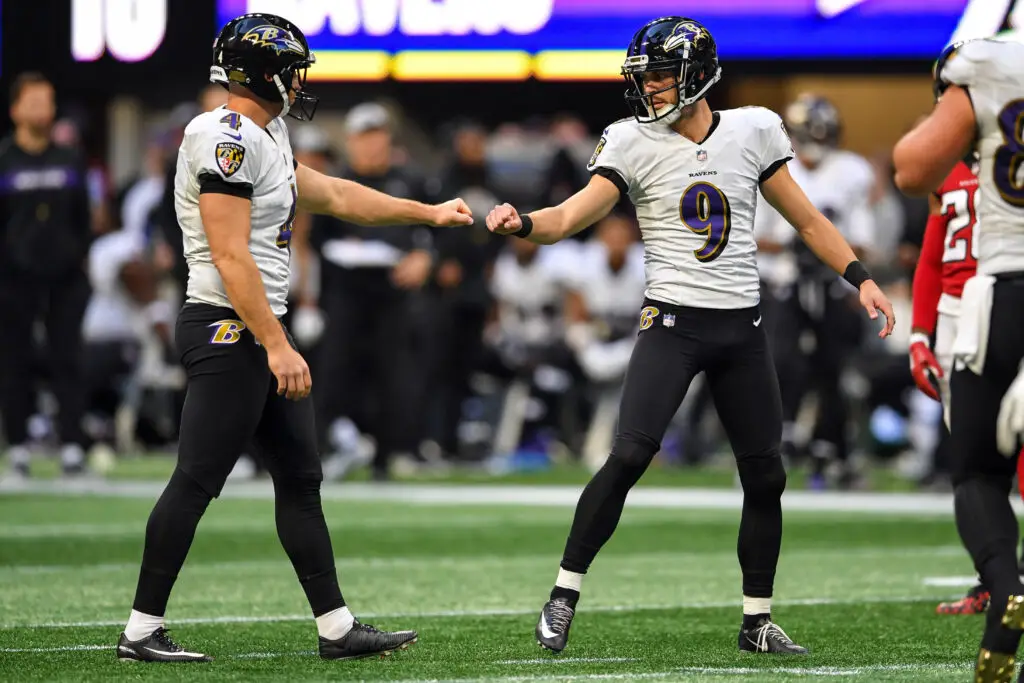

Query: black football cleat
[
  {"left": 738, "top": 618, "right": 808, "bottom": 655},
  {"left": 536, "top": 597, "right": 575, "bottom": 653},
  {"left": 318, "top": 621, "right": 418, "bottom": 660},
  {"left": 116, "top": 628, "right": 212, "bottom": 662}
]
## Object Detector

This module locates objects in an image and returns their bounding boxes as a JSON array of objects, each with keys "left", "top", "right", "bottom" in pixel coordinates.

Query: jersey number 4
[
  {"left": 940, "top": 187, "right": 979, "bottom": 262},
  {"left": 679, "top": 181, "right": 732, "bottom": 263},
  {"left": 276, "top": 182, "right": 298, "bottom": 249},
  {"left": 995, "top": 99, "right": 1024, "bottom": 207}
]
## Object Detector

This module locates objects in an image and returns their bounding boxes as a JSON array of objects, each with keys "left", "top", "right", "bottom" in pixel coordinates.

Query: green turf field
[{"left": 0, "top": 486, "right": 999, "bottom": 681}]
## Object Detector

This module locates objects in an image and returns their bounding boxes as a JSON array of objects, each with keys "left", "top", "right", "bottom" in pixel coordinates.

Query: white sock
[
  {"left": 124, "top": 609, "right": 164, "bottom": 641},
  {"left": 743, "top": 596, "right": 772, "bottom": 617},
  {"left": 316, "top": 606, "right": 354, "bottom": 640},
  {"left": 60, "top": 444, "right": 84, "bottom": 469},
  {"left": 8, "top": 445, "right": 30, "bottom": 468},
  {"left": 555, "top": 568, "right": 584, "bottom": 593}
]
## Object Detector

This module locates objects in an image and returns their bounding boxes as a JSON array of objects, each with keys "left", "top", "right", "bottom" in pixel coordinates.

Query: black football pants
[
  {"left": 950, "top": 276, "right": 1024, "bottom": 657},
  {"left": 560, "top": 299, "right": 787, "bottom": 599},
  {"left": 131, "top": 303, "right": 343, "bottom": 618}
]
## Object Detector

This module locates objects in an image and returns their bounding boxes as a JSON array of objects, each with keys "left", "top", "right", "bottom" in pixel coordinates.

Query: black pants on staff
[
  {"left": 131, "top": 303, "right": 344, "bottom": 619},
  {"left": 315, "top": 266, "right": 422, "bottom": 478},
  {"left": 0, "top": 267, "right": 89, "bottom": 450},
  {"left": 765, "top": 278, "right": 861, "bottom": 469}
]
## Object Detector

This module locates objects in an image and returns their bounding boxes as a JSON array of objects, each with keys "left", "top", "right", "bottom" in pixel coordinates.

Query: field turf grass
[{"left": 0, "top": 485, "right": 1002, "bottom": 681}]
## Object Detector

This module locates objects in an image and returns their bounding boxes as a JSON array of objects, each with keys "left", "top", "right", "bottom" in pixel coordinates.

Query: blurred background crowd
[{"left": 0, "top": 0, "right": 1012, "bottom": 491}]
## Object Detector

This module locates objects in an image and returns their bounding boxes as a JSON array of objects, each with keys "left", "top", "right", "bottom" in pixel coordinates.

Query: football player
[
  {"left": 116, "top": 13, "right": 472, "bottom": 663},
  {"left": 894, "top": 35, "right": 1024, "bottom": 680},
  {"left": 486, "top": 16, "right": 894, "bottom": 655},
  {"left": 758, "top": 94, "right": 878, "bottom": 489}
]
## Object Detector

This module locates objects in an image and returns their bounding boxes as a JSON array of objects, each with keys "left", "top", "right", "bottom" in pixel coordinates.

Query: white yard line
[
  {"left": 498, "top": 658, "right": 639, "bottom": 665},
  {"left": 5, "top": 594, "right": 945, "bottom": 630},
  {"left": 3, "top": 478, "right": 1015, "bottom": 515}
]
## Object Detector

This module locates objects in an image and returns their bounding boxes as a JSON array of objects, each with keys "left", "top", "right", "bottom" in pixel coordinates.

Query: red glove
[{"left": 909, "top": 332, "right": 943, "bottom": 402}]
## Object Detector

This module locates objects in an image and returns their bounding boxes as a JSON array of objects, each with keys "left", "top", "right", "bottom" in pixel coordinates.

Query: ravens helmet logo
[
  {"left": 664, "top": 21, "right": 708, "bottom": 52},
  {"left": 241, "top": 25, "right": 305, "bottom": 56}
]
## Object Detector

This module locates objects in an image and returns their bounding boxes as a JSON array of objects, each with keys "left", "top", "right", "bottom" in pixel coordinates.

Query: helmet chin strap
[{"left": 273, "top": 74, "right": 292, "bottom": 118}]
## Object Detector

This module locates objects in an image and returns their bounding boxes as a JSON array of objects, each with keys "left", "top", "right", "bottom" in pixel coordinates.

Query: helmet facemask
[{"left": 622, "top": 50, "right": 721, "bottom": 125}]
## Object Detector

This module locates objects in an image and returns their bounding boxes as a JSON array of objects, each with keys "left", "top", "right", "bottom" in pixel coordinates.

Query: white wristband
[{"left": 908, "top": 331, "right": 931, "bottom": 349}]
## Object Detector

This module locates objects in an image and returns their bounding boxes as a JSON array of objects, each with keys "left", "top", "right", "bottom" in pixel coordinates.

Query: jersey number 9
[
  {"left": 276, "top": 182, "right": 297, "bottom": 249},
  {"left": 995, "top": 99, "right": 1024, "bottom": 207},
  {"left": 679, "top": 181, "right": 732, "bottom": 263}
]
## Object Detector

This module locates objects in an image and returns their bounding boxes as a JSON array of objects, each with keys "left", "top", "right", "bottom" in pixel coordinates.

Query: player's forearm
[
  {"left": 330, "top": 178, "right": 434, "bottom": 227},
  {"left": 213, "top": 251, "right": 289, "bottom": 350},
  {"left": 796, "top": 215, "right": 860, "bottom": 277},
  {"left": 521, "top": 205, "right": 573, "bottom": 245}
]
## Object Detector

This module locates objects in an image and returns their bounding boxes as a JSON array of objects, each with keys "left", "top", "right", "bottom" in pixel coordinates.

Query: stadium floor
[{"left": 0, "top": 481, "right": 1015, "bottom": 681}]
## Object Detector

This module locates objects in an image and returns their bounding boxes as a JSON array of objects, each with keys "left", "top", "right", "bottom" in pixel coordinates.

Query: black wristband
[
  {"left": 513, "top": 214, "right": 533, "bottom": 238},
  {"left": 843, "top": 260, "right": 872, "bottom": 289}
]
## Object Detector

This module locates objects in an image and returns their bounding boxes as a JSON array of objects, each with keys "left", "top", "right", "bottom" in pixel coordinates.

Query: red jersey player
[
  {"left": 909, "top": 157, "right": 978, "bottom": 414},
  {"left": 912, "top": 157, "right": 1024, "bottom": 616}
]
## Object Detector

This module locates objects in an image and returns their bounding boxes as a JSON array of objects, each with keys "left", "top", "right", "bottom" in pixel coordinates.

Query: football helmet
[
  {"left": 621, "top": 16, "right": 722, "bottom": 125},
  {"left": 210, "top": 13, "right": 318, "bottom": 121},
  {"left": 783, "top": 93, "right": 841, "bottom": 164}
]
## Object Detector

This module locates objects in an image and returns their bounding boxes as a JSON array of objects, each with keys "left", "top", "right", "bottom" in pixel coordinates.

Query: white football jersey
[
  {"left": 491, "top": 242, "right": 578, "bottom": 347},
  {"left": 753, "top": 150, "right": 876, "bottom": 285},
  {"left": 944, "top": 38, "right": 1024, "bottom": 276},
  {"left": 82, "top": 230, "right": 147, "bottom": 343},
  {"left": 175, "top": 107, "right": 297, "bottom": 317},
  {"left": 566, "top": 241, "right": 646, "bottom": 341},
  {"left": 588, "top": 107, "right": 794, "bottom": 309}
]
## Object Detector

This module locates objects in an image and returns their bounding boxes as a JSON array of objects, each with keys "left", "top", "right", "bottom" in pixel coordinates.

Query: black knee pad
[{"left": 737, "top": 454, "right": 787, "bottom": 503}]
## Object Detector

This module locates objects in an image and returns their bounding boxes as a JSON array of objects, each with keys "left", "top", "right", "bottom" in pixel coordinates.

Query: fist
[
  {"left": 486, "top": 203, "right": 523, "bottom": 235},
  {"left": 909, "top": 334, "right": 943, "bottom": 402},
  {"left": 430, "top": 198, "right": 474, "bottom": 227}
]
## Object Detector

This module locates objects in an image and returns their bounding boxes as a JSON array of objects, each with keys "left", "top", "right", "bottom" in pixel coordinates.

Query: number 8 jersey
[
  {"left": 942, "top": 37, "right": 1024, "bottom": 277},
  {"left": 175, "top": 107, "right": 298, "bottom": 317},
  {"left": 587, "top": 107, "right": 794, "bottom": 309}
]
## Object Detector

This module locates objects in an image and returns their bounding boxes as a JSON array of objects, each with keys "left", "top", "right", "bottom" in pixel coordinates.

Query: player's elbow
[
  {"left": 893, "top": 168, "right": 933, "bottom": 197},
  {"left": 892, "top": 141, "right": 933, "bottom": 197}
]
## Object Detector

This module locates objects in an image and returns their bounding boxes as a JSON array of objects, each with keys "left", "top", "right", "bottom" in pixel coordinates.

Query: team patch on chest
[{"left": 215, "top": 142, "right": 246, "bottom": 177}]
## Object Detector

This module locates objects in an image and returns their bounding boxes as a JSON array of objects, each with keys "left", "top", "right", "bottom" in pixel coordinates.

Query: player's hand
[
  {"left": 486, "top": 203, "right": 523, "bottom": 235},
  {"left": 859, "top": 280, "right": 895, "bottom": 339},
  {"left": 429, "top": 198, "right": 474, "bottom": 227},
  {"left": 392, "top": 249, "right": 432, "bottom": 289},
  {"left": 266, "top": 342, "right": 312, "bottom": 400},
  {"left": 908, "top": 332, "right": 943, "bottom": 401}
]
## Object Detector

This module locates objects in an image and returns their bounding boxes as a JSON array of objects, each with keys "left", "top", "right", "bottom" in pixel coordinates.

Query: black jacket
[{"left": 0, "top": 137, "right": 91, "bottom": 278}]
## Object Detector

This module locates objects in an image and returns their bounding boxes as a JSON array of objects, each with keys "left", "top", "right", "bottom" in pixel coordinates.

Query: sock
[
  {"left": 8, "top": 445, "right": 29, "bottom": 468},
  {"left": 124, "top": 609, "right": 164, "bottom": 641},
  {"left": 743, "top": 596, "right": 772, "bottom": 628},
  {"left": 60, "top": 444, "right": 84, "bottom": 470},
  {"left": 316, "top": 606, "right": 354, "bottom": 640},
  {"left": 551, "top": 567, "right": 583, "bottom": 605}
]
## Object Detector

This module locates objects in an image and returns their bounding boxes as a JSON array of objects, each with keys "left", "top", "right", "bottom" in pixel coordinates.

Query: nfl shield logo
[
  {"left": 215, "top": 142, "right": 246, "bottom": 177},
  {"left": 663, "top": 314, "right": 676, "bottom": 328},
  {"left": 697, "top": 149, "right": 708, "bottom": 162}
]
